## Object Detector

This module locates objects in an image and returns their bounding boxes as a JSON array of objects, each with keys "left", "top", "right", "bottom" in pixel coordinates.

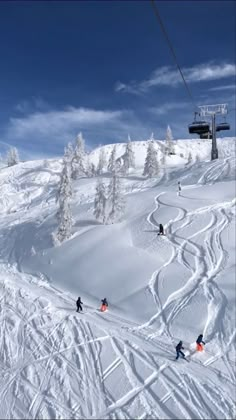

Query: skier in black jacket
[
  {"left": 196, "top": 334, "right": 205, "bottom": 351},
  {"left": 178, "top": 181, "right": 182, "bottom": 196},
  {"left": 76, "top": 297, "right": 83, "bottom": 313},
  {"left": 101, "top": 298, "right": 108, "bottom": 307},
  {"left": 158, "top": 224, "right": 164, "bottom": 235},
  {"left": 176, "top": 341, "right": 186, "bottom": 360}
]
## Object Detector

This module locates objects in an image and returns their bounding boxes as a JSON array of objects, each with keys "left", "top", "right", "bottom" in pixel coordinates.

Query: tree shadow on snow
[{"left": 74, "top": 219, "right": 102, "bottom": 227}]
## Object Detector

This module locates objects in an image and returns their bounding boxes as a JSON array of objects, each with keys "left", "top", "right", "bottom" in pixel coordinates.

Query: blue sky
[{"left": 0, "top": 1, "right": 235, "bottom": 158}]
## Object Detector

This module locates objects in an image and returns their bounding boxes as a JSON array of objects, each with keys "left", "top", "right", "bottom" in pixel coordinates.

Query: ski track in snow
[{"left": 0, "top": 151, "right": 235, "bottom": 419}]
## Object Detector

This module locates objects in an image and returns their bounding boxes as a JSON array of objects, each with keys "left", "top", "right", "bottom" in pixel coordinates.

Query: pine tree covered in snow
[
  {"left": 85, "top": 155, "right": 96, "bottom": 178},
  {"left": 107, "top": 173, "right": 125, "bottom": 223},
  {"left": 165, "top": 125, "right": 175, "bottom": 155},
  {"left": 160, "top": 151, "right": 166, "bottom": 166},
  {"left": 71, "top": 133, "right": 86, "bottom": 179},
  {"left": 64, "top": 142, "right": 74, "bottom": 164},
  {"left": 187, "top": 151, "right": 193, "bottom": 164},
  {"left": 94, "top": 178, "right": 107, "bottom": 223},
  {"left": 143, "top": 142, "right": 159, "bottom": 177},
  {"left": 53, "top": 150, "right": 73, "bottom": 244},
  {"left": 107, "top": 145, "right": 117, "bottom": 173},
  {"left": 97, "top": 147, "right": 107, "bottom": 175},
  {"left": 122, "top": 136, "right": 135, "bottom": 174},
  {"left": 7, "top": 147, "right": 19, "bottom": 167}
]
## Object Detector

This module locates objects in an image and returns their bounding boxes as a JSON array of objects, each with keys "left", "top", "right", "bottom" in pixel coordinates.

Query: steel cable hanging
[{"left": 150, "top": 0, "right": 197, "bottom": 110}]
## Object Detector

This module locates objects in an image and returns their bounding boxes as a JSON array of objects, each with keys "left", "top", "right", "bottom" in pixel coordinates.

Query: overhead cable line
[{"left": 150, "top": 0, "right": 197, "bottom": 109}]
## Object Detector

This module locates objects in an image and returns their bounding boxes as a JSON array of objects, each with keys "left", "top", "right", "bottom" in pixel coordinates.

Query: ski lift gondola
[
  {"left": 188, "top": 121, "right": 210, "bottom": 135},
  {"left": 188, "top": 112, "right": 210, "bottom": 135},
  {"left": 216, "top": 122, "right": 230, "bottom": 132}
]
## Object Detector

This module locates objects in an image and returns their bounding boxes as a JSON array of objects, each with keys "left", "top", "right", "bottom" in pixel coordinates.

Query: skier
[
  {"left": 76, "top": 297, "right": 83, "bottom": 313},
  {"left": 196, "top": 334, "right": 205, "bottom": 351},
  {"left": 175, "top": 340, "right": 186, "bottom": 360},
  {"left": 178, "top": 181, "right": 181, "bottom": 196},
  {"left": 158, "top": 223, "right": 164, "bottom": 235},
  {"left": 101, "top": 298, "right": 108, "bottom": 312},
  {"left": 101, "top": 298, "right": 108, "bottom": 307}
]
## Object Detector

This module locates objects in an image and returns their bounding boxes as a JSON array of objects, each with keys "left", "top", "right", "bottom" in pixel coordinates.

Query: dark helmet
[{"left": 179, "top": 340, "right": 182, "bottom": 344}]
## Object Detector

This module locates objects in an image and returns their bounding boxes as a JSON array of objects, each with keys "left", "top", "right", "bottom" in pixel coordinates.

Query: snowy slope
[{"left": 0, "top": 138, "right": 235, "bottom": 419}]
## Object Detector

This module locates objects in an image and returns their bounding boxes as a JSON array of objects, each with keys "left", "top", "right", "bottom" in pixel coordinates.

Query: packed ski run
[{"left": 0, "top": 138, "right": 235, "bottom": 419}]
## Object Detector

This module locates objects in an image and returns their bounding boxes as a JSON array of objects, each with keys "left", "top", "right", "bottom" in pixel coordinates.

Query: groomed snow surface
[{"left": 0, "top": 138, "right": 235, "bottom": 420}]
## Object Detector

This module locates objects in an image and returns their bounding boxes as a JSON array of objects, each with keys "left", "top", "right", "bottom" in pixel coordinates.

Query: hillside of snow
[{"left": 0, "top": 138, "right": 235, "bottom": 420}]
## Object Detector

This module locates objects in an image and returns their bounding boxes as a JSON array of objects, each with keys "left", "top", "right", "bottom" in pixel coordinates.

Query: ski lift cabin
[
  {"left": 216, "top": 122, "right": 230, "bottom": 132},
  {"left": 188, "top": 121, "right": 210, "bottom": 135}
]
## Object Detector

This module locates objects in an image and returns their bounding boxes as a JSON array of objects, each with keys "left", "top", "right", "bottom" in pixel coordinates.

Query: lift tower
[{"left": 198, "top": 104, "right": 228, "bottom": 160}]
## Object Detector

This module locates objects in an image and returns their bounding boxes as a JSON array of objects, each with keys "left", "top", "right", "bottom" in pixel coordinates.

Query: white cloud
[
  {"left": 4, "top": 106, "right": 151, "bottom": 157},
  {"left": 116, "top": 62, "right": 236, "bottom": 94},
  {"left": 7, "top": 107, "right": 123, "bottom": 140},
  {"left": 209, "top": 84, "right": 236, "bottom": 92},
  {"left": 149, "top": 102, "right": 189, "bottom": 116},
  {"left": 15, "top": 97, "right": 50, "bottom": 114}
]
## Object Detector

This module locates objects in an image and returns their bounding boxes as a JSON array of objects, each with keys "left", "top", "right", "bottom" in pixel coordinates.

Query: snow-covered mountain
[{"left": 0, "top": 138, "right": 235, "bottom": 419}]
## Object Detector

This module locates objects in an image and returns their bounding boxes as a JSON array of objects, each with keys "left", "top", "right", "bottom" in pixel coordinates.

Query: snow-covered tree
[
  {"left": 7, "top": 147, "right": 19, "bottom": 167},
  {"left": 97, "top": 147, "right": 107, "bottom": 175},
  {"left": 160, "top": 151, "right": 166, "bottom": 166},
  {"left": 90, "top": 162, "right": 96, "bottom": 177},
  {"left": 84, "top": 154, "right": 95, "bottom": 177},
  {"left": 53, "top": 151, "right": 73, "bottom": 244},
  {"left": 165, "top": 125, "right": 175, "bottom": 155},
  {"left": 30, "top": 246, "right": 36, "bottom": 256},
  {"left": 143, "top": 141, "right": 159, "bottom": 177},
  {"left": 150, "top": 132, "right": 154, "bottom": 141},
  {"left": 187, "top": 151, "right": 193, "bottom": 165},
  {"left": 64, "top": 142, "right": 74, "bottom": 164},
  {"left": 94, "top": 178, "right": 107, "bottom": 223},
  {"left": 71, "top": 133, "right": 86, "bottom": 179},
  {"left": 107, "top": 173, "right": 125, "bottom": 223},
  {"left": 122, "top": 136, "right": 135, "bottom": 174},
  {"left": 107, "top": 145, "right": 117, "bottom": 173}
]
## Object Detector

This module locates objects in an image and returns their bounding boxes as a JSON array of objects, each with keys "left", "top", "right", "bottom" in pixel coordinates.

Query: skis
[{"left": 175, "top": 357, "right": 190, "bottom": 362}]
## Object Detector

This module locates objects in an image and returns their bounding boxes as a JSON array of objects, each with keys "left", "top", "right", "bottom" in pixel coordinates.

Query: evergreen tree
[
  {"left": 71, "top": 132, "right": 86, "bottom": 179},
  {"left": 107, "top": 145, "right": 117, "bottom": 173},
  {"left": 97, "top": 147, "right": 107, "bottom": 175},
  {"left": 143, "top": 141, "right": 159, "bottom": 177},
  {"left": 187, "top": 151, "right": 193, "bottom": 164},
  {"left": 107, "top": 173, "right": 125, "bottom": 223},
  {"left": 165, "top": 125, "right": 175, "bottom": 155},
  {"left": 53, "top": 151, "right": 73, "bottom": 244},
  {"left": 7, "top": 147, "right": 19, "bottom": 167},
  {"left": 64, "top": 142, "right": 74, "bottom": 164},
  {"left": 94, "top": 178, "right": 107, "bottom": 223},
  {"left": 160, "top": 151, "right": 166, "bottom": 166},
  {"left": 123, "top": 135, "right": 135, "bottom": 174}
]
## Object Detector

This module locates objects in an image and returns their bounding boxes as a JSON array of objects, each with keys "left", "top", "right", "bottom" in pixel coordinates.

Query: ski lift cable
[{"left": 150, "top": 0, "right": 197, "bottom": 110}]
